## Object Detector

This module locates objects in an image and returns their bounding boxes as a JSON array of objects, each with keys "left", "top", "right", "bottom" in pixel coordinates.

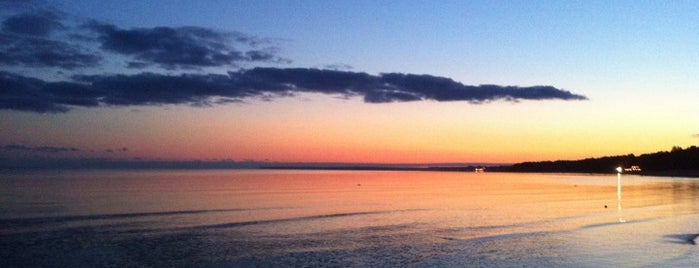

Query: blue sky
[
  {"left": 51, "top": 0, "right": 699, "bottom": 87},
  {"left": 1, "top": 0, "right": 698, "bottom": 165}
]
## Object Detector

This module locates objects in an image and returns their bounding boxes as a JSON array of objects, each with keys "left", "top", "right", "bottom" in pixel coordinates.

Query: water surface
[{"left": 1, "top": 170, "right": 698, "bottom": 267}]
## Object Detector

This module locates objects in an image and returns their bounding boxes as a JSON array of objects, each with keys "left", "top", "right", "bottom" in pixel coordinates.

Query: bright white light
[{"left": 616, "top": 167, "right": 622, "bottom": 173}]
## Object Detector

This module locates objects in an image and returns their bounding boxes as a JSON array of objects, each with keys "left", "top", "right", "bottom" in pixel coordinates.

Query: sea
[{"left": 1, "top": 169, "right": 698, "bottom": 267}]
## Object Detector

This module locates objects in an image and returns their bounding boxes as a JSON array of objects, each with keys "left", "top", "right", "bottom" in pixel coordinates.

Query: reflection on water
[
  {"left": 617, "top": 172, "right": 625, "bottom": 222},
  {"left": 1, "top": 170, "right": 698, "bottom": 266}
]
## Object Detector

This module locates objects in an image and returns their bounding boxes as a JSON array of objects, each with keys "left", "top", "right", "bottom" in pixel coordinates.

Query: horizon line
[{"left": 0, "top": 158, "right": 510, "bottom": 170}]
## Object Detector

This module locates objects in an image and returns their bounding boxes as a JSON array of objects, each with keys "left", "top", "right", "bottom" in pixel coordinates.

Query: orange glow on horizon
[{"left": 2, "top": 93, "right": 696, "bottom": 164}]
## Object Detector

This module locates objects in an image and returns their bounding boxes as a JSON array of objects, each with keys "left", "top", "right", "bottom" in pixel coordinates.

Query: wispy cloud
[
  {"left": 104, "top": 147, "right": 128, "bottom": 153},
  {"left": 2, "top": 144, "right": 80, "bottom": 153}
]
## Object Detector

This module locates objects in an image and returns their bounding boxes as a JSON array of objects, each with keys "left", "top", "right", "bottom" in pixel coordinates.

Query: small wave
[
  {"left": 458, "top": 231, "right": 551, "bottom": 244},
  {"left": 199, "top": 211, "right": 388, "bottom": 229},
  {"left": 576, "top": 218, "right": 656, "bottom": 230},
  {"left": 193, "top": 209, "right": 426, "bottom": 230},
  {"left": 0, "top": 208, "right": 264, "bottom": 227}
]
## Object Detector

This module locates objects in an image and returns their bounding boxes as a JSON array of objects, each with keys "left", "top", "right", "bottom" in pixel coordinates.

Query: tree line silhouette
[{"left": 493, "top": 145, "right": 699, "bottom": 176}]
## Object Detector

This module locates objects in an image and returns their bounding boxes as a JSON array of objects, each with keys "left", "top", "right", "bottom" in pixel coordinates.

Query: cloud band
[{"left": 1, "top": 68, "right": 586, "bottom": 113}]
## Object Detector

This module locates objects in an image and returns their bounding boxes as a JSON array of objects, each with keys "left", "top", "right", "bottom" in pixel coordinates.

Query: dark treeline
[{"left": 493, "top": 145, "right": 699, "bottom": 175}]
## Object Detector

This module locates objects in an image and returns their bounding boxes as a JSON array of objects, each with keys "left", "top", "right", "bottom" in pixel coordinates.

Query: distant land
[
  {"left": 266, "top": 145, "right": 699, "bottom": 177},
  {"left": 490, "top": 145, "right": 699, "bottom": 177},
  {"left": 2, "top": 146, "right": 697, "bottom": 177}
]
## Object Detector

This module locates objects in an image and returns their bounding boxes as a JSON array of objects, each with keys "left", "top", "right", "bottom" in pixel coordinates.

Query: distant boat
[{"left": 475, "top": 167, "right": 485, "bottom": 173}]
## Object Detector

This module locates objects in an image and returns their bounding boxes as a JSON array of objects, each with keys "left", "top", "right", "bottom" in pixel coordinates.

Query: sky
[{"left": 1, "top": 0, "right": 698, "bottom": 166}]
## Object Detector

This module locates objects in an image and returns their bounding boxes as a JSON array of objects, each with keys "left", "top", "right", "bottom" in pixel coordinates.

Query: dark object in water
[{"left": 663, "top": 234, "right": 699, "bottom": 245}]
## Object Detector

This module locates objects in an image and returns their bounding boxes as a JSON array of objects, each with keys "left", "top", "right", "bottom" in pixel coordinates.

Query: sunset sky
[{"left": 2, "top": 0, "right": 698, "bottom": 165}]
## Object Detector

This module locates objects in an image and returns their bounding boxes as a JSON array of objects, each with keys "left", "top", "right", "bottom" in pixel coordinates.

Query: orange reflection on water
[
  {"left": 4, "top": 169, "right": 699, "bottom": 267},
  {"left": 3, "top": 170, "right": 698, "bottom": 240},
  {"left": 178, "top": 170, "right": 699, "bottom": 239}
]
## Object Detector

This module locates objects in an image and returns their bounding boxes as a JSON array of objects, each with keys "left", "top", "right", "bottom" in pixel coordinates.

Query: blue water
[{"left": 1, "top": 170, "right": 698, "bottom": 267}]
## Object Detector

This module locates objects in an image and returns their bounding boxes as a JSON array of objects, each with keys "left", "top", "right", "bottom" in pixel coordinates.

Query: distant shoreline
[
  {"left": 2, "top": 163, "right": 698, "bottom": 178},
  {"left": 262, "top": 165, "right": 480, "bottom": 172},
  {"left": 2, "top": 145, "right": 696, "bottom": 176},
  {"left": 262, "top": 166, "right": 699, "bottom": 178}
]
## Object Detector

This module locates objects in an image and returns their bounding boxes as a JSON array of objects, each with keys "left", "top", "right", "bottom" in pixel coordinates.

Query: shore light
[{"left": 616, "top": 166, "right": 622, "bottom": 173}]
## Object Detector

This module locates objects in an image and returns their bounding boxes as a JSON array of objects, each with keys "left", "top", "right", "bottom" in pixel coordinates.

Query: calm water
[{"left": 1, "top": 170, "right": 698, "bottom": 267}]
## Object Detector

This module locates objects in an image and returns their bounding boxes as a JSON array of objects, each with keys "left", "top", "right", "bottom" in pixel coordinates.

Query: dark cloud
[
  {"left": 1, "top": 71, "right": 101, "bottom": 112},
  {"left": 126, "top": 61, "right": 150, "bottom": 69},
  {"left": 35, "top": 146, "right": 80, "bottom": 153},
  {"left": 2, "top": 144, "right": 79, "bottom": 153},
  {"left": 73, "top": 72, "right": 236, "bottom": 106},
  {"left": 1, "top": 144, "right": 32, "bottom": 151},
  {"left": 379, "top": 73, "right": 583, "bottom": 103},
  {"left": 0, "top": 10, "right": 100, "bottom": 69},
  {"left": 0, "top": 33, "right": 101, "bottom": 69},
  {"left": 85, "top": 22, "right": 288, "bottom": 69},
  {"left": 1, "top": 11, "right": 287, "bottom": 71},
  {"left": 105, "top": 147, "right": 128, "bottom": 153},
  {"left": 0, "top": 5, "right": 588, "bottom": 116},
  {"left": 230, "top": 68, "right": 588, "bottom": 103},
  {"left": 1, "top": 68, "right": 586, "bottom": 113},
  {"left": 1, "top": 10, "right": 65, "bottom": 36}
]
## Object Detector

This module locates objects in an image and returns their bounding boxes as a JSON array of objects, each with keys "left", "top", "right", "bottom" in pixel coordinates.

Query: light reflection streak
[{"left": 617, "top": 171, "right": 625, "bottom": 223}]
